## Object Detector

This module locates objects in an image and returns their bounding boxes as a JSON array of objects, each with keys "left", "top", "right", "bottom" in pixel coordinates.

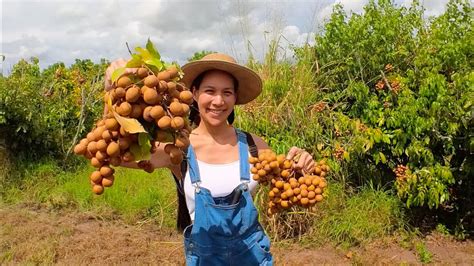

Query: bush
[
  {"left": 239, "top": 0, "right": 473, "bottom": 236},
  {"left": 0, "top": 58, "right": 108, "bottom": 162}
]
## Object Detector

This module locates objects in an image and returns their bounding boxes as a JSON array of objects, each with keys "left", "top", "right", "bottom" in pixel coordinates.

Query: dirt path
[{"left": 1, "top": 204, "right": 473, "bottom": 265}]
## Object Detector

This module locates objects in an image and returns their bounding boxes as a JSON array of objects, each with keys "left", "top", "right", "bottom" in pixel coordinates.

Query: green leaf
[
  {"left": 126, "top": 54, "right": 143, "bottom": 68},
  {"left": 111, "top": 67, "right": 126, "bottom": 83},
  {"left": 343, "top": 151, "right": 350, "bottom": 161},
  {"left": 379, "top": 152, "right": 387, "bottom": 164},
  {"left": 129, "top": 133, "right": 151, "bottom": 161},
  {"left": 135, "top": 47, "right": 152, "bottom": 61},
  {"left": 146, "top": 38, "right": 161, "bottom": 60},
  {"left": 145, "top": 58, "right": 164, "bottom": 71}
]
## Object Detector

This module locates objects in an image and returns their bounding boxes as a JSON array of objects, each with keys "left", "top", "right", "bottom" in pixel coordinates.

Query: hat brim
[{"left": 182, "top": 60, "right": 262, "bottom": 105}]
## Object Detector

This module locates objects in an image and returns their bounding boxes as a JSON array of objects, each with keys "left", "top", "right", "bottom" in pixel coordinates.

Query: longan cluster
[
  {"left": 74, "top": 65, "right": 193, "bottom": 195},
  {"left": 249, "top": 149, "right": 330, "bottom": 215},
  {"left": 394, "top": 164, "right": 408, "bottom": 182},
  {"left": 73, "top": 118, "right": 135, "bottom": 195}
]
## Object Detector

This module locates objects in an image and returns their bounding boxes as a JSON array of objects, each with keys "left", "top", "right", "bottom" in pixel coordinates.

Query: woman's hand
[
  {"left": 104, "top": 58, "right": 138, "bottom": 91},
  {"left": 286, "top": 147, "right": 315, "bottom": 174}
]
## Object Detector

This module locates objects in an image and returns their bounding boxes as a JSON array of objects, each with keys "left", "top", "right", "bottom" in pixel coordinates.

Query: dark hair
[{"left": 188, "top": 70, "right": 238, "bottom": 126}]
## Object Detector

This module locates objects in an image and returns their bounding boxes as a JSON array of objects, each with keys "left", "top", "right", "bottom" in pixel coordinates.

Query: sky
[{"left": 1, "top": 0, "right": 451, "bottom": 74}]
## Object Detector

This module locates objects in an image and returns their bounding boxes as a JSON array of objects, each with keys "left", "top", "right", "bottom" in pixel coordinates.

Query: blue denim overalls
[{"left": 183, "top": 129, "right": 273, "bottom": 266}]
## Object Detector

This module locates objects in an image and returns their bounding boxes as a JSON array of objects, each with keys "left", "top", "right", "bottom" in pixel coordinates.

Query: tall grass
[{"left": 1, "top": 159, "right": 177, "bottom": 228}]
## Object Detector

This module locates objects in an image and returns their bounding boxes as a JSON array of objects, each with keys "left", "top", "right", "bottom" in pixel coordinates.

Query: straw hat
[{"left": 181, "top": 53, "right": 262, "bottom": 105}]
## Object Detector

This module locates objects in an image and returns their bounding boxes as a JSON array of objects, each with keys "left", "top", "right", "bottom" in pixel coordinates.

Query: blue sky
[{"left": 0, "top": 0, "right": 450, "bottom": 73}]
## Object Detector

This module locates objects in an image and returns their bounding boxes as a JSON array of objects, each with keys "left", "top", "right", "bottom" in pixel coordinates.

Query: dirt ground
[{"left": 1, "top": 204, "right": 473, "bottom": 265}]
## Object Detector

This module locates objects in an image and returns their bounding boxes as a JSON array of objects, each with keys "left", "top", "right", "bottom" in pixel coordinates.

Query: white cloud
[{"left": 0, "top": 0, "right": 453, "bottom": 74}]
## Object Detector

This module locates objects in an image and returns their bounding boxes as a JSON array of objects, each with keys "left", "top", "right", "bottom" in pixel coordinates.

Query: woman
[{"left": 105, "top": 53, "right": 315, "bottom": 265}]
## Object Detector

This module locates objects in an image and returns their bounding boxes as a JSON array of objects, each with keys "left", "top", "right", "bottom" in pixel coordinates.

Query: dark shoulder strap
[{"left": 243, "top": 131, "right": 259, "bottom": 158}]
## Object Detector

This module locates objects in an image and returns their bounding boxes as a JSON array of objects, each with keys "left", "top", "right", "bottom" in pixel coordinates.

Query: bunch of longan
[
  {"left": 74, "top": 65, "right": 193, "bottom": 195},
  {"left": 249, "top": 149, "right": 329, "bottom": 215}
]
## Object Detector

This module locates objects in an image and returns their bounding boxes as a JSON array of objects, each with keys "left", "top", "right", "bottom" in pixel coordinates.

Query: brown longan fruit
[
  {"left": 251, "top": 167, "right": 258, "bottom": 174},
  {"left": 275, "top": 181, "right": 284, "bottom": 189},
  {"left": 157, "top": 116, "right": 171, "bottom": 129},
  {"left": 167, "top": 66, "right": 179, "bottom": 79},
  {"left": 313, "top": 167, "right": 322, "bottom": 175},
  {"left": 150, "top": 106, "right": 165, "bottom": 120},
  {"left": 174, "top": 135, "right": 190, "bottom": 149},
  {"left": 308, "top": 191, "right": 316, "bottom": 199},
  {"left": 157, "top": 80, "right": 168, "bottom": 93},
  {"left": 90, "top": 171, "right": 102, "bottom": 184},
  {"left": 319, "top": 181, "right": 327, "bottom": 188},
  {"left": 117, "top": 76, "right": 132, "bottom": 88},
  {"left": 280, "top": 200, "right": 289, "bottom": 208},
  {"left": 86, "top": 132, "right": 95, "bottom": 142},
  {"left": 167, "top": 81, "right": 177, "bottom": 91},
  {"left": 144, "top": 75, "right": 159, "bottom": 88},
  {"left": 168, "top": 87, "right": 180, "bottom": 98},
  {"left": 171, "top": 117, "right": 184, "bottom": 130},
  {"left": 300, "top": 189, "right": 309, "bottom": 198},
  {"left": 79, "top": 138, "right": 89, "bottom": 146},
  {"left": 137, "top": 67, "right": 148, "bottom": 78},
  {"left": 102, "top": 176, "right": 114, "bottom": 187},
  {"left": 143, "top": 87, "right": 160, "bottom": 105},
  {"left": 181, "top": 103, "right": 190, "bottom": 115},
  {"left": 312, "top": 177, "right": 320, "bottom": 186},
  {"left": 315, "top": 194, "right": 323, "bottom": 202},
  {"left": 91, "top": 157, "right": 102, "bottom": 168},
  {"left": 74, "top": 143, "right": 87, "bottom": 155},
  {"left": 300, "top": 197, "right": 309, "bottom": 206},
  {"left": 93, "top": 126, "right": 105, "bottom": 141},
  {"left": 115, "top": 87, "right": 126, "bottom": 98},
  {"left": 117, "top": 102, "right": 132, "bottom": 116},
  {"left": 92, "top": 184, "right": 104, "bottom": 195},
  {"left": 87, "top": 141, "right": 98, "bottom": 155},
  {"left": 105, "top": 118, "right": 119, "bottom": 131},
  {"left": 157, "top": 71, "right": 171, "bottom": 81},
  {"left": 125, "top": 85, "right": 140, "bottom": 103},
  {"left": 102, "top": 130, "right": 112, "bottom": 142},
  {"left": 95, "top": 150, "right": 108, "bottom": 161},
  {"left": 100, "top": 166, "right": 114, "bottom": 177},
  {"left": 249, "top": 157, "right": 258, "bottom": 164},
  {"left": 314, "top": 187, "right": 322, "bottom": 195},
  {"left": 118, "top": 138, "right": 130, "bottom": 151},
  {"left": 169, "top": 102, "right": 183, "bottom": 116},
  {"left": 106, "top": 141, "right": 120, "bottom": 157},
  {"left": 143, "top": 106, "right": 154, "bottom": 122}
]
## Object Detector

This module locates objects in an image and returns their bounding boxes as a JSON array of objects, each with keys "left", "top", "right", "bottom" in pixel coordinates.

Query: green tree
[{"left": 187, "top": 50, "right": 217, "bottom": 62}]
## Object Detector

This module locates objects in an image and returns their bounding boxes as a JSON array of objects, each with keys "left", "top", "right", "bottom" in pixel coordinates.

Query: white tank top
[{"left": 183, "top": 159, "right": 258, "bottom": 221}]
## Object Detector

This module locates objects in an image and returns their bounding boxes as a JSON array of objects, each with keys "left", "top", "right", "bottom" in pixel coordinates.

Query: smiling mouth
[{"left": 207, "top": 109, "right": 226, "bottom": 115}]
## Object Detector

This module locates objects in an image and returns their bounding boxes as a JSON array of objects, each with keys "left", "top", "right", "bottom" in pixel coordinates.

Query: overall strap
[
  {"left": 236, "top": 129, "right": 250, "bottom": 182},
  {"left": 244, "top": 131, "right": 258, "bottom": 158},
  {"left": 186, "top": 145, "right": 201, "bottom": 184}
]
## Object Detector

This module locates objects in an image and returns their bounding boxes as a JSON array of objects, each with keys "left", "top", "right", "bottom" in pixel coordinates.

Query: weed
[{"left": 414, "top": 241, "right": 432, "bottom": 264}]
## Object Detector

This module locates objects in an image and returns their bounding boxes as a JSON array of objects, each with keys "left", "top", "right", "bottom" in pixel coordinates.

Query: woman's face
[{"left": 193, "top": 70, "right": 236, "bottom": 127}]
